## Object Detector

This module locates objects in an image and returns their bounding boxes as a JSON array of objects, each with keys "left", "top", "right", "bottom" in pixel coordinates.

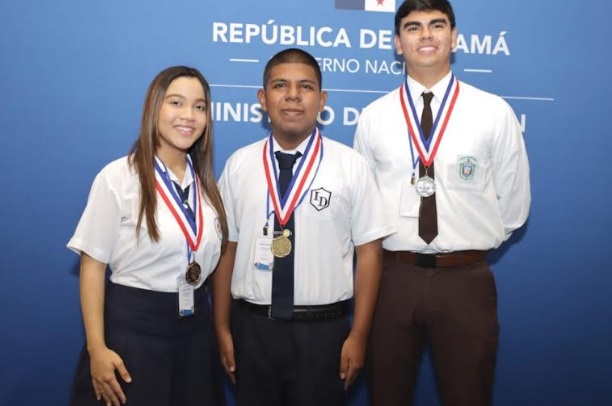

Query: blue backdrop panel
[{"left": 1, "top": 0, "right": 611, "bottom": 405}]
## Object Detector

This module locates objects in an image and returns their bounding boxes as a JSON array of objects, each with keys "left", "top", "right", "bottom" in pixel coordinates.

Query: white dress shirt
[
  {"left": 354, "top": 71, "right": 530, "bottom": 253},
  {"left": 219, "top": 135, "right": 394, "bottom": 305},
  {"left": 67, "top": 156, "right": 223, "bottom": 292}
]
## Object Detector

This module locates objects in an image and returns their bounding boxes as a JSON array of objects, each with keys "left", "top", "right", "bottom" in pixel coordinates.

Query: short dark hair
[
  {"left": 395, "top": 0, "right": 456, "bottom": 35},
  {"left": 262, "top": 48, "right": 322, "bottom": 89}
]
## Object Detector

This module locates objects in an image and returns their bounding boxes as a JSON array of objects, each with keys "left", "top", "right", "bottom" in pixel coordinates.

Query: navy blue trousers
[{"left": 231, "top": 300, "right": 350, "bottom": 406}]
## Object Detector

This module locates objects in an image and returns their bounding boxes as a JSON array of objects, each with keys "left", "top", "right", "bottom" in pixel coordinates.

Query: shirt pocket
[{"left": 444, "top": 155, "right": 486, "bottom": 193}]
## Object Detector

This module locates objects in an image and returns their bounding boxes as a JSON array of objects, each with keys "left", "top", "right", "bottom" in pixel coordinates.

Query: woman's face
[{"left": 156, "top": 76, "right": 207, "bottom": 159}]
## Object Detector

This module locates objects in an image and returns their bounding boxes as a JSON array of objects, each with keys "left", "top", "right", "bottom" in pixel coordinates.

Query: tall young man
[{"left": 354, "top": 1, "right": 531, "bottom": 405}]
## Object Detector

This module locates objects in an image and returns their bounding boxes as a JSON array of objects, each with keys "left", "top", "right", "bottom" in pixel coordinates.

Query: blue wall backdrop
[{"left": 1, "top": 0, "right": 611, "bottom": 405}]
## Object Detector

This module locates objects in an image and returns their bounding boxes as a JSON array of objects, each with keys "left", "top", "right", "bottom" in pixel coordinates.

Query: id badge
[
  {"left": 177, "top": 275, "right": 195, "bottom": 317},
  {"left": 254, "top": 236, "right": 274, "bottom": 271},
  {"left": 399, "top": 180, "right": 420, "bottom": 217}
]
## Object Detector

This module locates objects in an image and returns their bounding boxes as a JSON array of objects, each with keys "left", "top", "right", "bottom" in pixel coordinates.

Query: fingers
[
  {"left": 339, "top": 346, "right": 363, "bottom": 391},
  {"left": 339, "top": 354, "right": 349, "bottom": 381},
  {"left": 91, "top": 380, "right": 103, "bottom": 401},
  {"left": 108, "top": 377, "right": 127, "bottom": 404},
  {"left": 217, "top": 333, "right": 237, "bottom": 384},
  {"left": 100, "top": 379, "right": 122, "bottom": 406},
  {"left": 89, "top": 348, "right": 130, "bottom": 405},
  {"left": 92, "top": 373, "right": 127, "bottom": 405},
  {"left": 95, "top": 380, "right": 125, "bottom": 406},
  {"left": 221, "top": 353, "right": 237, "bottom": 384},
  {"left": 343, "top": 362, "right": 361, "bottom": 391},
  {"left": 339, "top": 349, "right": 351, "bottom": 390},
  {"left": 101, "top": 354, "right": 130, "bottom": 404},
  {"left": 115, "top": 360, "right": 132, "bottom": 384}
]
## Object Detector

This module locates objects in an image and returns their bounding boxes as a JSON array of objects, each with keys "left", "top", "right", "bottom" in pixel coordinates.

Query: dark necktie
[
  {"left": 172, "top": 182, "right": 195, "bottom": 221},
  {"left": 271, "top": 151, "right": 301, "bottom": 320},
  {"left": 418, "top": 92, "right": 438, "bottom": 244}
]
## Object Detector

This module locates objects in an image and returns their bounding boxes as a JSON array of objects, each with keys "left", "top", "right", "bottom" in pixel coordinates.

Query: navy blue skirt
[{"left": 69, "top": 282, "right": 224, "bottom": 406}]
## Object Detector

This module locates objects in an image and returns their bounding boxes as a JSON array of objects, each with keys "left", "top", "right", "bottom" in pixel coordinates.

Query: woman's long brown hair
[{"left": 128, "top": 66, "right": 228, "bottom": 250}]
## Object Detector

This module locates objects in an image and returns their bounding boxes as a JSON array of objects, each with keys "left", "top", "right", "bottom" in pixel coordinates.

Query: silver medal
[{"left": 415, "top": 175, "right": 436, "bottom": 197}]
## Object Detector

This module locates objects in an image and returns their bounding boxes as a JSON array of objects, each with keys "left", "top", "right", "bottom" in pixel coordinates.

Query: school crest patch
[{"left": 458, "top": 156, "right": 477, "bottom": 181}]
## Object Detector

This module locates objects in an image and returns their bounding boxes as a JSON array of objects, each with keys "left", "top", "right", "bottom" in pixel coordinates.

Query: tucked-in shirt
[
  {"left": 219, "top": 135, "right": 394, "bottom": 305},
  {"left": 354, "top": 71, "right": 530, "bottom": 253},
  {"left": 67, "top": 156, "right": 223, "bottom": 292}
]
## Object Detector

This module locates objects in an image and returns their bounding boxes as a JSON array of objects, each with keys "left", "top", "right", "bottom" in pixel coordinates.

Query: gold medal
[
  {"left": 186, "top": 262, "right": 202, "bottom": 286},
  {"left": 271, "top": 229, "right": 292, "bottom": 258}
]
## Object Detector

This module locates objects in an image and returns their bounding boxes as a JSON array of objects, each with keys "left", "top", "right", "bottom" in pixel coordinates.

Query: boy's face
[
  {"left": 394, "top": 10, "right": 457, "bottom": 77},
  {"left": 258, "top": 62, "right": 327, "bottom": 145}
]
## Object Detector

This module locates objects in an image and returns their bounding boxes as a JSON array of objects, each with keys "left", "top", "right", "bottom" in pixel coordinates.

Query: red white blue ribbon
[
  {"left": 154, "top": 156, "right": 203, "bottom": 251},
  {"left": 400, "top": 74, "right": 460, "bottom": 167},
  {"left": 262, "top": 128, "right": 323, "bottom": 227}
]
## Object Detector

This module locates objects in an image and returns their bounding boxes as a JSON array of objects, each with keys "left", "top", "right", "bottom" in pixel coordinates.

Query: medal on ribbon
[
  {"left": 185, "top": 262, "right": 202, "bottom": 285},
  {"left": 154, "top": 156, "right": 204, "bottom": 285},
  {"left": 271, "top": 229, "right": 292, "bottom": 258},
  {"left": 400, "top": 75, "right": 460, "bottom": 196},
  {"left": 415, "top": 175, "right": 436, "bottom": 197},
  {"left": 263, "top": 129, "right": 323, "bottom": 258}
]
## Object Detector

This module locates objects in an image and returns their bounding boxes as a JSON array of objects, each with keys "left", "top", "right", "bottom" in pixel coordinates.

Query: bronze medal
[
  {"left": 186, "top": 262, "right": 201, "bottom": 286},
  {"left": 271, "top": 229, "right": 292, "bottom": 258}
]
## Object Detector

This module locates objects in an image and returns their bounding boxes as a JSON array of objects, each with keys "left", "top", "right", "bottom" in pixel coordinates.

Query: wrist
[
  {"left": 347, "top": 328, "right": 368, "bottom": 341},
  {"left": 86, "top": 341, "right": 107, "bottom": 354}
]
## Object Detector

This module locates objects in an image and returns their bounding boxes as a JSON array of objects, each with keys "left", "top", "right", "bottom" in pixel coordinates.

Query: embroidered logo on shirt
[
  {"left": 458, "top": 156, "right": 477, "bottom": 181},
  {"left": 310, "top": 188, "right": 332, "bottom": 211}
]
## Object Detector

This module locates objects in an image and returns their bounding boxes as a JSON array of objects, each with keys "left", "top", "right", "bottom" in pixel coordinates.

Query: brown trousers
[{"left": 367, "top": 257, "right": 499, "bottom": 406}]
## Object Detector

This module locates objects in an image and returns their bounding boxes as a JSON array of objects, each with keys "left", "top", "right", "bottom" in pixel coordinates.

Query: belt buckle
[
  {"left": 415, "top": 253, "right": 436, "bottom": 267},
  {"left": 267, "top": 306, "right": 275, "bottom": 320}
]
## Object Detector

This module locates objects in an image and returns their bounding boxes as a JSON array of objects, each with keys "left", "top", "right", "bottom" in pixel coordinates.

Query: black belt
[
  {"left": 236, "top": 299, "right": 349, "bottom": 321},
  {"left": 383, "top": 249, "right": 487, "bottom": 268}
]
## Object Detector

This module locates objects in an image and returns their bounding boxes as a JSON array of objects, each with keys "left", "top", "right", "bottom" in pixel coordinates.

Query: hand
[
  {"left": 89, "top": 346, "right": 132, "bottom": 406},
  {"left": 216, "top": 329, "right": 237, "bottom": 384},
  {"left": 339, "top": 333, "right": 366, "bottom": 391}
]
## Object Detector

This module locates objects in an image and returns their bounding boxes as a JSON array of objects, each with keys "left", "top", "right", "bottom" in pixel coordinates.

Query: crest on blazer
[
  {"left": 310, "top": 188, "right": 332, "bottom": 211},
  {"left": 458, "top": 156, "right": 477, "bottom": 181}
]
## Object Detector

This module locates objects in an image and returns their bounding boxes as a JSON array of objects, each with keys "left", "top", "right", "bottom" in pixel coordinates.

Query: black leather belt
[
  {"left": 236, "top": 299, "right": 349, "bottom": 321},
  {"left": 383, "top": 249, "right": 487, "bottom": 267}
]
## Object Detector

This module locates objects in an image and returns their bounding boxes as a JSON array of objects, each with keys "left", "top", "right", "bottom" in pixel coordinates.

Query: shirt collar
[
  {"left": 272, "top": 131, "right": 315, "bottom": 156},
  {"left": 406, "top": 71, "right": 453, "bottom": 105},
  {"left": 155, "top": 156, "right": 194, "bottom": 188}
]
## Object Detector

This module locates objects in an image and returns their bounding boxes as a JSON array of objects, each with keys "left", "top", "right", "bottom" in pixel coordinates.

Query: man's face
[
  {"left": 394, "top": 10, "right": 457, "bottom": 78},
  {"left": 258, "top": 62, "right": 327, "bottom": 145}
]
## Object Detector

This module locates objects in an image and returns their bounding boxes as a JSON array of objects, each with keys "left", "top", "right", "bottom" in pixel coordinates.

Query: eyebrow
[
  {"left": 164, "top": 93, "right": 206, "bottom": 102},
  {"left": 269, "top": 78, "right": 318, "bottom": 85},
  {"left": 403, "top": 18, "right": 448, "bottom": 29}
]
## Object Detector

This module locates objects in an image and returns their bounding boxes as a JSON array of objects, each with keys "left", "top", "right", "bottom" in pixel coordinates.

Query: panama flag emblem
[{"left": 335, "top": 0, "right": 396, "bottom": 13}]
